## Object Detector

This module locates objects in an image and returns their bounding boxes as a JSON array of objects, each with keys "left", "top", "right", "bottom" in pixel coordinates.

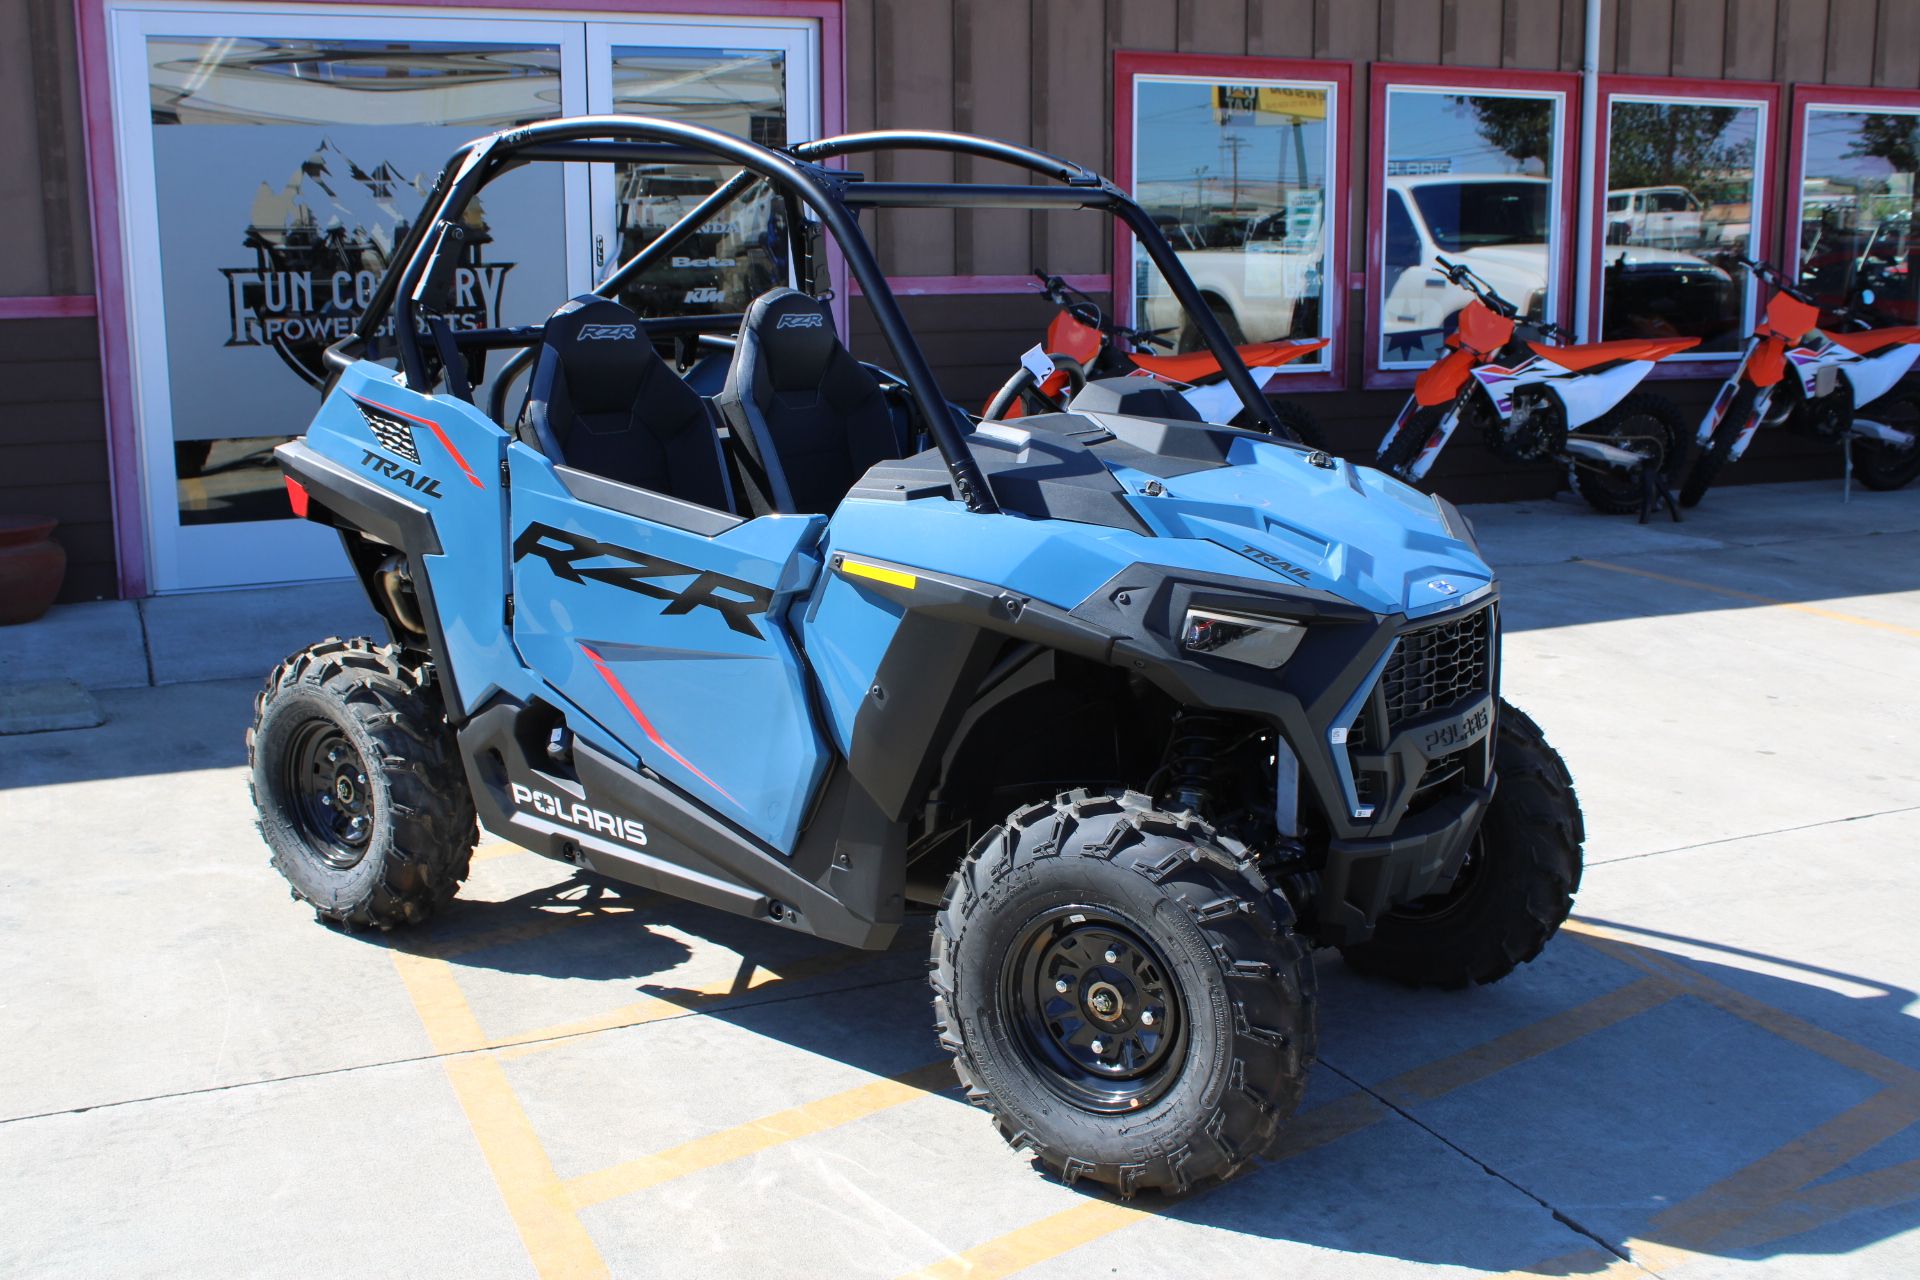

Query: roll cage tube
[
  {"left": 338, "top": 115, "right": 1000, "bottom": 515},
  {"left": 796, "top": 130, "right": 1287, "bottom": 438}
]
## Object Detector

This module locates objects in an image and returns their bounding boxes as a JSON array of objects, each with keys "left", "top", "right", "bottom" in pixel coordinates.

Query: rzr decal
[
  {"left": 512, "top": 523, "right": 772, "bottom": 637},
  {"left": 775, "top": 311, "right": 825, "bottom": 329},
  {"left": 360, "top": 449, "right": 443, "bottom": 498},
  {"left": 577, "top": 323, "right": 637, "bottom": 341},
  {"left": 357, "top": 402, "right": 421, "bottom": 463}
]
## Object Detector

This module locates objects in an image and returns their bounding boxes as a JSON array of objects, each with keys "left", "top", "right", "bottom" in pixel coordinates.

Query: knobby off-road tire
[
  {"left": 932, "top": 790, "right": 1316, "bottom": 1197},
  {"left": 1378, "top": 403, "right": 1444, "bottom": 481},
  {"left": 248, "top": 637, "right": 477, "bottom": 929},
  {"left": 1571, "top": 391, "right": 1682, "bottom": 514},
  {"left": 1856, "top": 391, "right": 1920, "bottom": 491},
  {"left": 1680, "top": 385, "right": 1753, "bottom": 507},
  {"left": 1339, "top": 701, "right": 1584, "bottom": 989}
]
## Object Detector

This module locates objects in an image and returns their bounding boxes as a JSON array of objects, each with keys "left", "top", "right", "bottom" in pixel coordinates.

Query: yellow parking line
[
  {"left": 392, "top": 949, "right": 607, "bottom": 1279},
  {"left": 896, "top": 977, "right": 1676, "bottom": 1280},
  {"left": 566, "top": 1061, "right": 954, "bottom": 1210},
  {"left": 470, "top": 842, "right": 525, "bottom": 863},
  {"left": 1733, "top": 1155, "right": 1920, "bottom": 1249},
  {"left": 1577, "top": 558, "right": 1920, "bottom": 638}
]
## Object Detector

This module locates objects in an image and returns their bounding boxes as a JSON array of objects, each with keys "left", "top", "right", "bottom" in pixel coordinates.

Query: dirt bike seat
[
  {"left": 1128, "top": 338, "right": 1330, "bottom": 383},
  {"left": 1529, "top": 336, "right": 1700, "bottom": 370},
  {"left": 717, "top": 288, "right": 903, "bottom": 515},
  {"left": 1823, "top": 326, "right": 1920, "bottom": 356},
  {"left": 519, "top": 294, "right": 735, "bottom": 512}
]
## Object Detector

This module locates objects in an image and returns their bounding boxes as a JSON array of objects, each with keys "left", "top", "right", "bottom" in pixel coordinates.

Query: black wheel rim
[
  {"left": 282, "top": 718, "right": 375, "bottom": 869},
  {"left": 1004, "top": 907, "right": 1188, "bottom": 1114}
]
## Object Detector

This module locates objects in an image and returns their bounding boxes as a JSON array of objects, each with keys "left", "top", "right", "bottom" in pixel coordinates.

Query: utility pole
[{"left": 1221, "top": 133, "right": 1249, "bottom": 217}]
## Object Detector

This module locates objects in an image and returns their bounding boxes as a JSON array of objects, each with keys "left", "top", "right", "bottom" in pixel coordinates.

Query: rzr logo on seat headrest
[
  {"left": 578, "top": 323, "right": 637, "bottom": 341},
  {"left": 775, "top": 311, "right": 825, "bottom": 329}
]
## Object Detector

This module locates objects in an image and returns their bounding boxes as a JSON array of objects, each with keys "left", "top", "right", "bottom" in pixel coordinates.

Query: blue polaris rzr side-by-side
[{"left": 250, "top": 118, "right": 1583, "bottom": 1196}]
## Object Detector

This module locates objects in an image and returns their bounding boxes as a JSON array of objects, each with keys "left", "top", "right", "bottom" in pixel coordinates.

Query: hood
[
  {"left": 1455, "top": 243, "right": 1549, "bottom": 285},
  {"left": 1076, "top": 414, "right": 1495, "bottom": 619}
]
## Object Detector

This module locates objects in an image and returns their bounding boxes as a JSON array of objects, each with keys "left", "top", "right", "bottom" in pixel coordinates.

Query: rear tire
[
  {"left": 932, "top": 790, "right": 1315, "bottom": 1196},
  {"left": 1855, "top": 391, "right": 1920, "bottom": 491},
  {"left": 1570, "top": 392, "right": 1681, "bottom": 514},
  {"left": 248, "top": 637, "right": 476, "bottom": 930},
  {"left": 1339, "top": 702, "right": 1583, "bottom": 989},
  {"left": 1680, "top": 384, "right": 1753, "bottom": 507}
]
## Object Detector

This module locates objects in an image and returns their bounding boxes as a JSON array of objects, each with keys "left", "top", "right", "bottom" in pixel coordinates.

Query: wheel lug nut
[
  {"left": 1090, "top": 1039, "right": 1104, "bottom": 1054},
  {"left": 1103, "top": 948, "right": 1119, "bottom": 963},
  {"left": 1141, "top": 1010, "right": 1155, "bottom": 1027},
  {"left": 320, "top": 795, "right": 332, "bottom": 807},
  {"left": 1054, "top": 977, "right": 1071, "bottom": 993},
  {"left": 357, "top": 774, "right": 367, "bottom": 785}
]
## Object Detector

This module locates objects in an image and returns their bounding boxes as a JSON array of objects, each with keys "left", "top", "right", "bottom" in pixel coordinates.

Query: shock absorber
[{"left": 1159, "top": 710, "right": 1240, "bottom": 816}]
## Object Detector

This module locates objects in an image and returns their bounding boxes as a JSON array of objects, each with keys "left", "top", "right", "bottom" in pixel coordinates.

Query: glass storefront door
[{"left": 107, "top": 4, "right": 820, "bottom": 593}]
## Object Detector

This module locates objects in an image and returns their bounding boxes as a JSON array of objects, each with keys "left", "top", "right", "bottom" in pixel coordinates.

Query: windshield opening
[{"left": 1412, "top": 181, "right": 1549, "bottom": 252}]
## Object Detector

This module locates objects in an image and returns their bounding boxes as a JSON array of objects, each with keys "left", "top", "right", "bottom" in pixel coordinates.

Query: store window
[
  {"left": 1370, "top": 69, "right": 1573, "bottom": 377},
  {"left": 1595, "top": 80, "right": 1774, "bottom": 358},
  {"left": 1117, "top": 54, "right": 1350, "bottom": 383},
  {"left": 1791, "top": 92, "right": 1920, "bottom": 326}
]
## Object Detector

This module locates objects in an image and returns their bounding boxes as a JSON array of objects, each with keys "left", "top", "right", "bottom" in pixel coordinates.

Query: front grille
[{"left": 1382, "top": 606, "right": 1492, "bottom": 729}]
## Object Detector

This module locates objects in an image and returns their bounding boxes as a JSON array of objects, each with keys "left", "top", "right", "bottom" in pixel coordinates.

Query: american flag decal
[{"left": 357, "top": 402, "right": 421, "bottom": 463}]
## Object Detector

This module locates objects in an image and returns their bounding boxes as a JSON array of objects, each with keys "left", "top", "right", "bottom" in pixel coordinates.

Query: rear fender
[{"left": 1843, "top": 341, "right": 1919, "bottom": 409}]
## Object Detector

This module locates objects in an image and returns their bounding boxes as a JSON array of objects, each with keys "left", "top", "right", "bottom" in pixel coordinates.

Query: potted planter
[{"left": 0, "top": 515, "right": 67, "bottom": 625}]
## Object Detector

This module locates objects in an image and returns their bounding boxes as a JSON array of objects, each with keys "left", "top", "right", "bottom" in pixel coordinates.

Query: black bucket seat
[{"left": 519, "top": 294, "right": 734, "bottom": 512}]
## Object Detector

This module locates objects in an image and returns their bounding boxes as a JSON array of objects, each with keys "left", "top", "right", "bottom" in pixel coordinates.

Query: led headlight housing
[{"left": 1179, "top": 608, "right": 1305, "bottom": 669}]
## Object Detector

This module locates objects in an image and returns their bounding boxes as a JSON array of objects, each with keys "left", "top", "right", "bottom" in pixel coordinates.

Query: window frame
[
  {"left": 1113, "top": 50, "right": 1354, "bottom": 392},
  {"left": 1785, "top": 82, "right": 1920, "bottom": 332},
  {"left": 1364, "top": 63, "right": 1579, "bottom": 390},
  {"left": 1590, "top": 74, "right": 1780, "bottom": 375}
]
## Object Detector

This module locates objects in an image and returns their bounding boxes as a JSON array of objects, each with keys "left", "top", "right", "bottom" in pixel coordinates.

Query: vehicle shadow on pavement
[{"left": 387, "top": 869, "right": 1920, "bottom": 1274}]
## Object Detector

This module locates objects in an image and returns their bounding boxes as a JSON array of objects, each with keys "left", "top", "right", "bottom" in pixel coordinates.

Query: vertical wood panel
[
  {"left": 1317, "top": 0, "right": 1379, "bottom": 59},
  {"left": 1504, "top": 0, "right": 1562, "bottom": 71},
  {"left": 1180, "top": 0, "right": 1249, "bottom": 53},
  {"left": 1776, "top": 0, "right": 1830, "bottom": 85},
  {"left": 872, "top": 0, "right": 955, "bottom": 275},
  {"left": 1379, "top": 0, "right": 1442, "bottom": 63},
  {"left": 1032, "top": 0, "right": 1107, "bottom": 273},
  {"left": 1560, "top": 0, "right": 1588, "bottom": 74},
  {"left": 1724, "top": 0, "right": 1779, "bottom": 81},
  {"left": 843, "top": 0, "right": 879, "bottom": 267},
  {"left": 1440, "top": 0, "right": 1504, "bottom": 68},
  {"left": 1615, "top": 0, "right": 1674, "bottom": 75},
  {"left": 1111, "top": 0, "right": 1180, "bottom": 50},
  {"left": 1669, "top": 0, "right": 1725, "bottom": 78},
  {"left": 1823, "top": 0, "right": 1879, "bottom": 86},
  {"left": 953, "top": 0, "right": 1034, "bottom": 275},
  {"left": 1875, "top": 0, "right": 1920, "bottom": 88},
  {"left": 1247, "top": 0, "right": 1317, "bottom": 56}
]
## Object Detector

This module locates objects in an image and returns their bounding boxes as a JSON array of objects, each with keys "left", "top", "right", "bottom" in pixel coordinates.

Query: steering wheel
[{"left": 983, "top": 353, "right": 1088, "bottom": 420}]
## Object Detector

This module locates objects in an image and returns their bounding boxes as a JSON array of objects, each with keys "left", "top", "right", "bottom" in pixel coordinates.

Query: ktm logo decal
[
  {"left": 512, "top": 523, "right": 771, "bottom": 637},
  {"left": 774, "top": 311, "right": 825, "bottom": 329}
]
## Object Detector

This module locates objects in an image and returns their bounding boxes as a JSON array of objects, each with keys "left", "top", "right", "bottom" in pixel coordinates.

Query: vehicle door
[{"left": 506, "top": 446, "right": 831, "bottom": 851}]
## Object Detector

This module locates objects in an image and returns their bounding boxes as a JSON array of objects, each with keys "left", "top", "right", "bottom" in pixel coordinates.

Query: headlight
[{"left": 1180, "top": 608, "right": 1305, "bottom": 669}]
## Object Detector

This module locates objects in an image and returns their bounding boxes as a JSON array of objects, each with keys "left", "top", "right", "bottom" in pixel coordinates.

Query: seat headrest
[
  {"left": 743, "top": 289, "right": 840, "bottom": 392},
  {"left": 541, "top": 295, "right": 649, "bottom": 414}
]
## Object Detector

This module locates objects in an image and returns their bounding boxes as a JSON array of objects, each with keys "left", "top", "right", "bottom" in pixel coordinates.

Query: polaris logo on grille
[
  {"left": 1427, "top": 578, "right": 1459, "bottom": 596},
  {"left": 510, "top": 782, "right": 648, "bottom": 847},
  {"left": 357, "top": 403, "right": 420, "bottom": 463},
  {"left": 775, "top": 311, "right": 825, "bottom": 329},
  {"left": 578, "top": 323, "right": 637, "bottom": 341}
]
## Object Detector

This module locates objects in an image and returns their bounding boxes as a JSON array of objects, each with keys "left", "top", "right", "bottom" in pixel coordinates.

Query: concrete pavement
[{"left": 2, "top": 480, "right": 1918, "bottom": 1278}]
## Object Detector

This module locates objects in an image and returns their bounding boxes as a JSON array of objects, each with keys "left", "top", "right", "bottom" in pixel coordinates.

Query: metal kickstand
[
  {"left": 1843, "top": 431, "right": 1854, "bottom": 503},
  {"left": 1639, "top": 459, "right": 1683, "bottom": 524}
]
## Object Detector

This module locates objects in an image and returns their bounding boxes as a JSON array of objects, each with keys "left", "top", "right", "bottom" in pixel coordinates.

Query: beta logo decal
[
  {"left": 774, "top": 311, "right": 825, "bottom": 329},
  {"left": 509, "top": 782, "right": 648, "bottom": 847},
  {"left": 577, "top": 323, "right": 637, "bottom": 342},
  {"left": 512, "top": 523, "right": 773, "bottom": 637},
  {"left": 671, "top": 255, "right": 736, "bottom": 269},
  {"left": 1237, "top": 543, "right": 1313, "bottom": 582},
  {"left": 357, "top": 402, "right": 421, "bottom": 463},
  {"left": 360, "top": 449, "right": 444, "bottom": 498}
]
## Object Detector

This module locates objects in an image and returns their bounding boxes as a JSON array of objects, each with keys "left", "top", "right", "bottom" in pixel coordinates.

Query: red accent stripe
[
  {"left": 355, "top": 396, "right": 486, "bottom": 489},
  {"left": 579, "top": 645, "right": 739, "bottom": 807}
]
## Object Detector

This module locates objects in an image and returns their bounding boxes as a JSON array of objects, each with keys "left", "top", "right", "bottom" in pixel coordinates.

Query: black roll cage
[{"left": 326, "top": 116, "right": 1288, "bottom": 516}]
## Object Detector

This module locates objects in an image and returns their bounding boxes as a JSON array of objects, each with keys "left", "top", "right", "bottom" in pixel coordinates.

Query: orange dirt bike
[
  {"left": 983, "top": 271, "right": 1327, "bottom": 446},
  {"left": 1375, "top": 257, "right": 1698, "bottom": 514}
]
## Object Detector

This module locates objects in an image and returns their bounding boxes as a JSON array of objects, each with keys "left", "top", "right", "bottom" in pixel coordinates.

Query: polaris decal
[
  {"left": 360, "top": 449, "right": 444, "bottom": 498},
  {"left": 512, "top": 523, "right": 772, "bottom": 636},
  {"left": 357, "top": 402, "right": 422, "bottom": 463},
  {"left": 509, "top": 782, "right": 648, "bottom": 846}
]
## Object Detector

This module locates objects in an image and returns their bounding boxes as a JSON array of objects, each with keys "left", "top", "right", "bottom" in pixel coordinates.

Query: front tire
[
  {"left": 932, "top": 790, "right": 1315, "bottom": 1196},
  {"left": 1680, "top": 385, "right": 1752, "bottom": 507},
  {"left": 1570, "top": 391, "right": 1681, "bottom": 514},
  {"left": 248, "top": 638, "right": 477, "bottom": 929},
  {"left": 1378, "top": 403, "right": 1444, "bottom": 481},
  {"left": 1339, "top": 702, "right": 1584, "bottom": 988}
]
